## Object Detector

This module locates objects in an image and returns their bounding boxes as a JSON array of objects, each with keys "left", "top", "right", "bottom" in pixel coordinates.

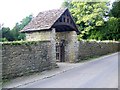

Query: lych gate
[
  {"left": 21, "top": 8, "right": 80, "bottom": 62},
  {"left": 56, "top": 40, "right": 65, "bottom": 62}
]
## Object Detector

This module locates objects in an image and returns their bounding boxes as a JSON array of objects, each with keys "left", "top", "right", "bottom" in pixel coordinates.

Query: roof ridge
[
  {"left": 38, "top": 8, "right": 67, "bottom": 14},
  {"left": 50, "top": 8, "right": 68, "bottom": 29},
  {"left": 21, "top": 8, "right": 68, "bottom": 32}
]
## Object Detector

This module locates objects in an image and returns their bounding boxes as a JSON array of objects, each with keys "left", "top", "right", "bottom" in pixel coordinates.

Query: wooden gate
[{"left": 56, "top": 40, "right": 65, "bottom": 62}]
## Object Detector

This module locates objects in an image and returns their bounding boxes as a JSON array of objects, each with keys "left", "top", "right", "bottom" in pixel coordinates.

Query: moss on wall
[{"left": 2, "top": 40, "right": 56, "bottom": 79}]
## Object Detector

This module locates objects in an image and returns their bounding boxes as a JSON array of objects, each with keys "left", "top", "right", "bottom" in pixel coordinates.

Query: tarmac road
[{"left": 18, "top": 53, "right": 118, "bottom": 88}]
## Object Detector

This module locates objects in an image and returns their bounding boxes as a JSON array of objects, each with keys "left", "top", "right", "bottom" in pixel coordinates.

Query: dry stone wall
[
  {"left": 77, "top": 40, "right": 120, "bottom": 61},
  {"left": 2, "top": 41, "right": 56, "bottom": 79},
  {"left": 1, "top": 40, "right": 119, "bottom": 79}
]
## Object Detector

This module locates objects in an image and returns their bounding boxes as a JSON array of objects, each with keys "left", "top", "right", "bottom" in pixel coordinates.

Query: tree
[
  {"left": 88, "top": 17, "right": 119, "bottom": 40},
  {"left": 11, "top": 14, "right": 33, "bottom": 41},
  {"left": 61, "top": 0, "right": 72, "bottom": 8},
  {"left": 110, "top": 0, "right": 120, "bottom": 18},
  {"left": 89, "top": 1, "right": 120, "bottom": 41},
  {"left": 1, "top": 27, "right": 14, "bottom": 41},
  {"left": 0, "top": 14, "right": 33, "bottom": 42},
  {"left": 107, "top": 0, "right": 120, "bottom": 40},
  {"left": 62, "top": 0, "right": 109, "bottom": 40}
]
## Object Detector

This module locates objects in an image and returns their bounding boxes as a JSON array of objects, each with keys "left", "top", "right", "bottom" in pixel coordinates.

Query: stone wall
[
  {"left": 77, "top": 40, "right": 119, "bottom": 61},
  {"left": 26, "top": 30, "right": 79, "bottom": 63},
  {"left": 26, "top": 31, "right": 52, "bottom": 41},
  {"left": 56, "top": 31, "right": 78, "bottom": 62},
  {"left": 1, "top": 37, "right": 119, "bottom": 79},
  {"left": 2, "top": 41, "right": 56, "bottom": 79}
]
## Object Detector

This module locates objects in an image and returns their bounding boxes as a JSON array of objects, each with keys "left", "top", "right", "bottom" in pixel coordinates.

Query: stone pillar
[
  {"left": 50, "top": 28, "right": 57, "bottom": 67},
  {"left": 72, "top": 32, "right": 79, "bottom": 62},
  {"left": 68, "top": 31, "right": 79, "bottom": 63}
]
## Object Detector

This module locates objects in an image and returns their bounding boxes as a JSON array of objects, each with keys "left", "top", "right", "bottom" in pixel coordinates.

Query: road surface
[{"left": 19, "top": 53, "right": 118, "bottom": 88}]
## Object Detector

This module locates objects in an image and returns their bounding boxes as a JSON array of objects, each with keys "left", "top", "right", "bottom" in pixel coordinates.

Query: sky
[
  {"left": 0, "top": 0, "right": 64, "bottom": 28},
  {"left": 0, "top": 0, "right": 115, "bottom": 29}
]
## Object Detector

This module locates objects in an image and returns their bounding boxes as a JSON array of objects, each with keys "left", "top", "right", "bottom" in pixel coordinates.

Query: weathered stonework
[
  {"left": 25, "top": 29, "right": 119, "bottom": 63},
  {"left": 25, "top": 30, "right": 79, "bottom": 63},
  {"left": 1, "top": 40, "right": 119, "bottom": 79},
  {"left": 3, "top": 8, "right": 119, "bottom": 80},
  {"left": 56, "top": 31, "right": 78, "bottom": 62},
  {"left": 2, "top": 41, "right": 56, "bottom": 79},
  {"left": 26, "top": 31, "right": 52, "bottom": 41},
  {"left": 77, "top": 41, "right": 119, "bottom": 61},
  {"left": 50, "top": 28, "right": 56, "bottom": 65}
]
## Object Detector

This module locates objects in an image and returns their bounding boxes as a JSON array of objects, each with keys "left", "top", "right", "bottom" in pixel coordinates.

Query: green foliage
[
  {"left": 11, "top": 14, "right": 33, "bottom": 41},
  {"left": 2, "top": 40, "right": 49, "bottom": 45},
  {"left": 105, "top": 0, "right": 120, "bottom": 40},
  {"left": 109, "top": 0, "right": 120, "bottom": 18},
  {"left": 62, "top": 0, "right": 72, "bottom": 8},
  {"left": 0, "top": 15, "right": 33, "bottom": 42},
  {"left": 0, "top": 38, "right": 8, "bottom": 42},
  {"left": 62, "top": 0, "right": 120, "bottom": 41},
  {"left": 104, "top": 17, "right": 119, "bottom": 40},
  {"left": 1, "top": 27, "right": 14, "bottom": 41},
  {"left": 86, "top": 17, "right": 120, "bottom": 40},
  {"left": 62, "top": 1, "right": 109, "bottom": 39}
]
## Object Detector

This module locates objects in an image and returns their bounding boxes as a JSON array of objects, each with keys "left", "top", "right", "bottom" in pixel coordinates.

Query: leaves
[
  {"left": 109, "top": 0, "right": 120, "bottom": 18},
  {"left": 96, "top": 21, "right": 104, "bottom": 26},
  {"left": 62, "top": 0, "right": 119, "bottom": 41},
  {"left": 1, "top": 14, "right": 33, "bottom": 42},
  {"left": 69, "top": 1, "right": 109, "bottom": 39}
]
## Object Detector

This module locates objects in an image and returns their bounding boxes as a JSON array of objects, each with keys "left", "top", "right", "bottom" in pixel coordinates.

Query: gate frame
[{"left": 56, "top": 40, "right": 65, "bottom": 62}]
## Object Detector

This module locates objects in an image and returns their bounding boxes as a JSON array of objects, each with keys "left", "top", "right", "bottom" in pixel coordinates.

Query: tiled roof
[{"left": 21, "top": 8, "right": 67, "bottom": 32}]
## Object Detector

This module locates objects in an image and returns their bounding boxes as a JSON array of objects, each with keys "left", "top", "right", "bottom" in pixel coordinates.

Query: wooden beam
[{"left": 53, "top": 22, "right": 76, "bottom": 31}]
